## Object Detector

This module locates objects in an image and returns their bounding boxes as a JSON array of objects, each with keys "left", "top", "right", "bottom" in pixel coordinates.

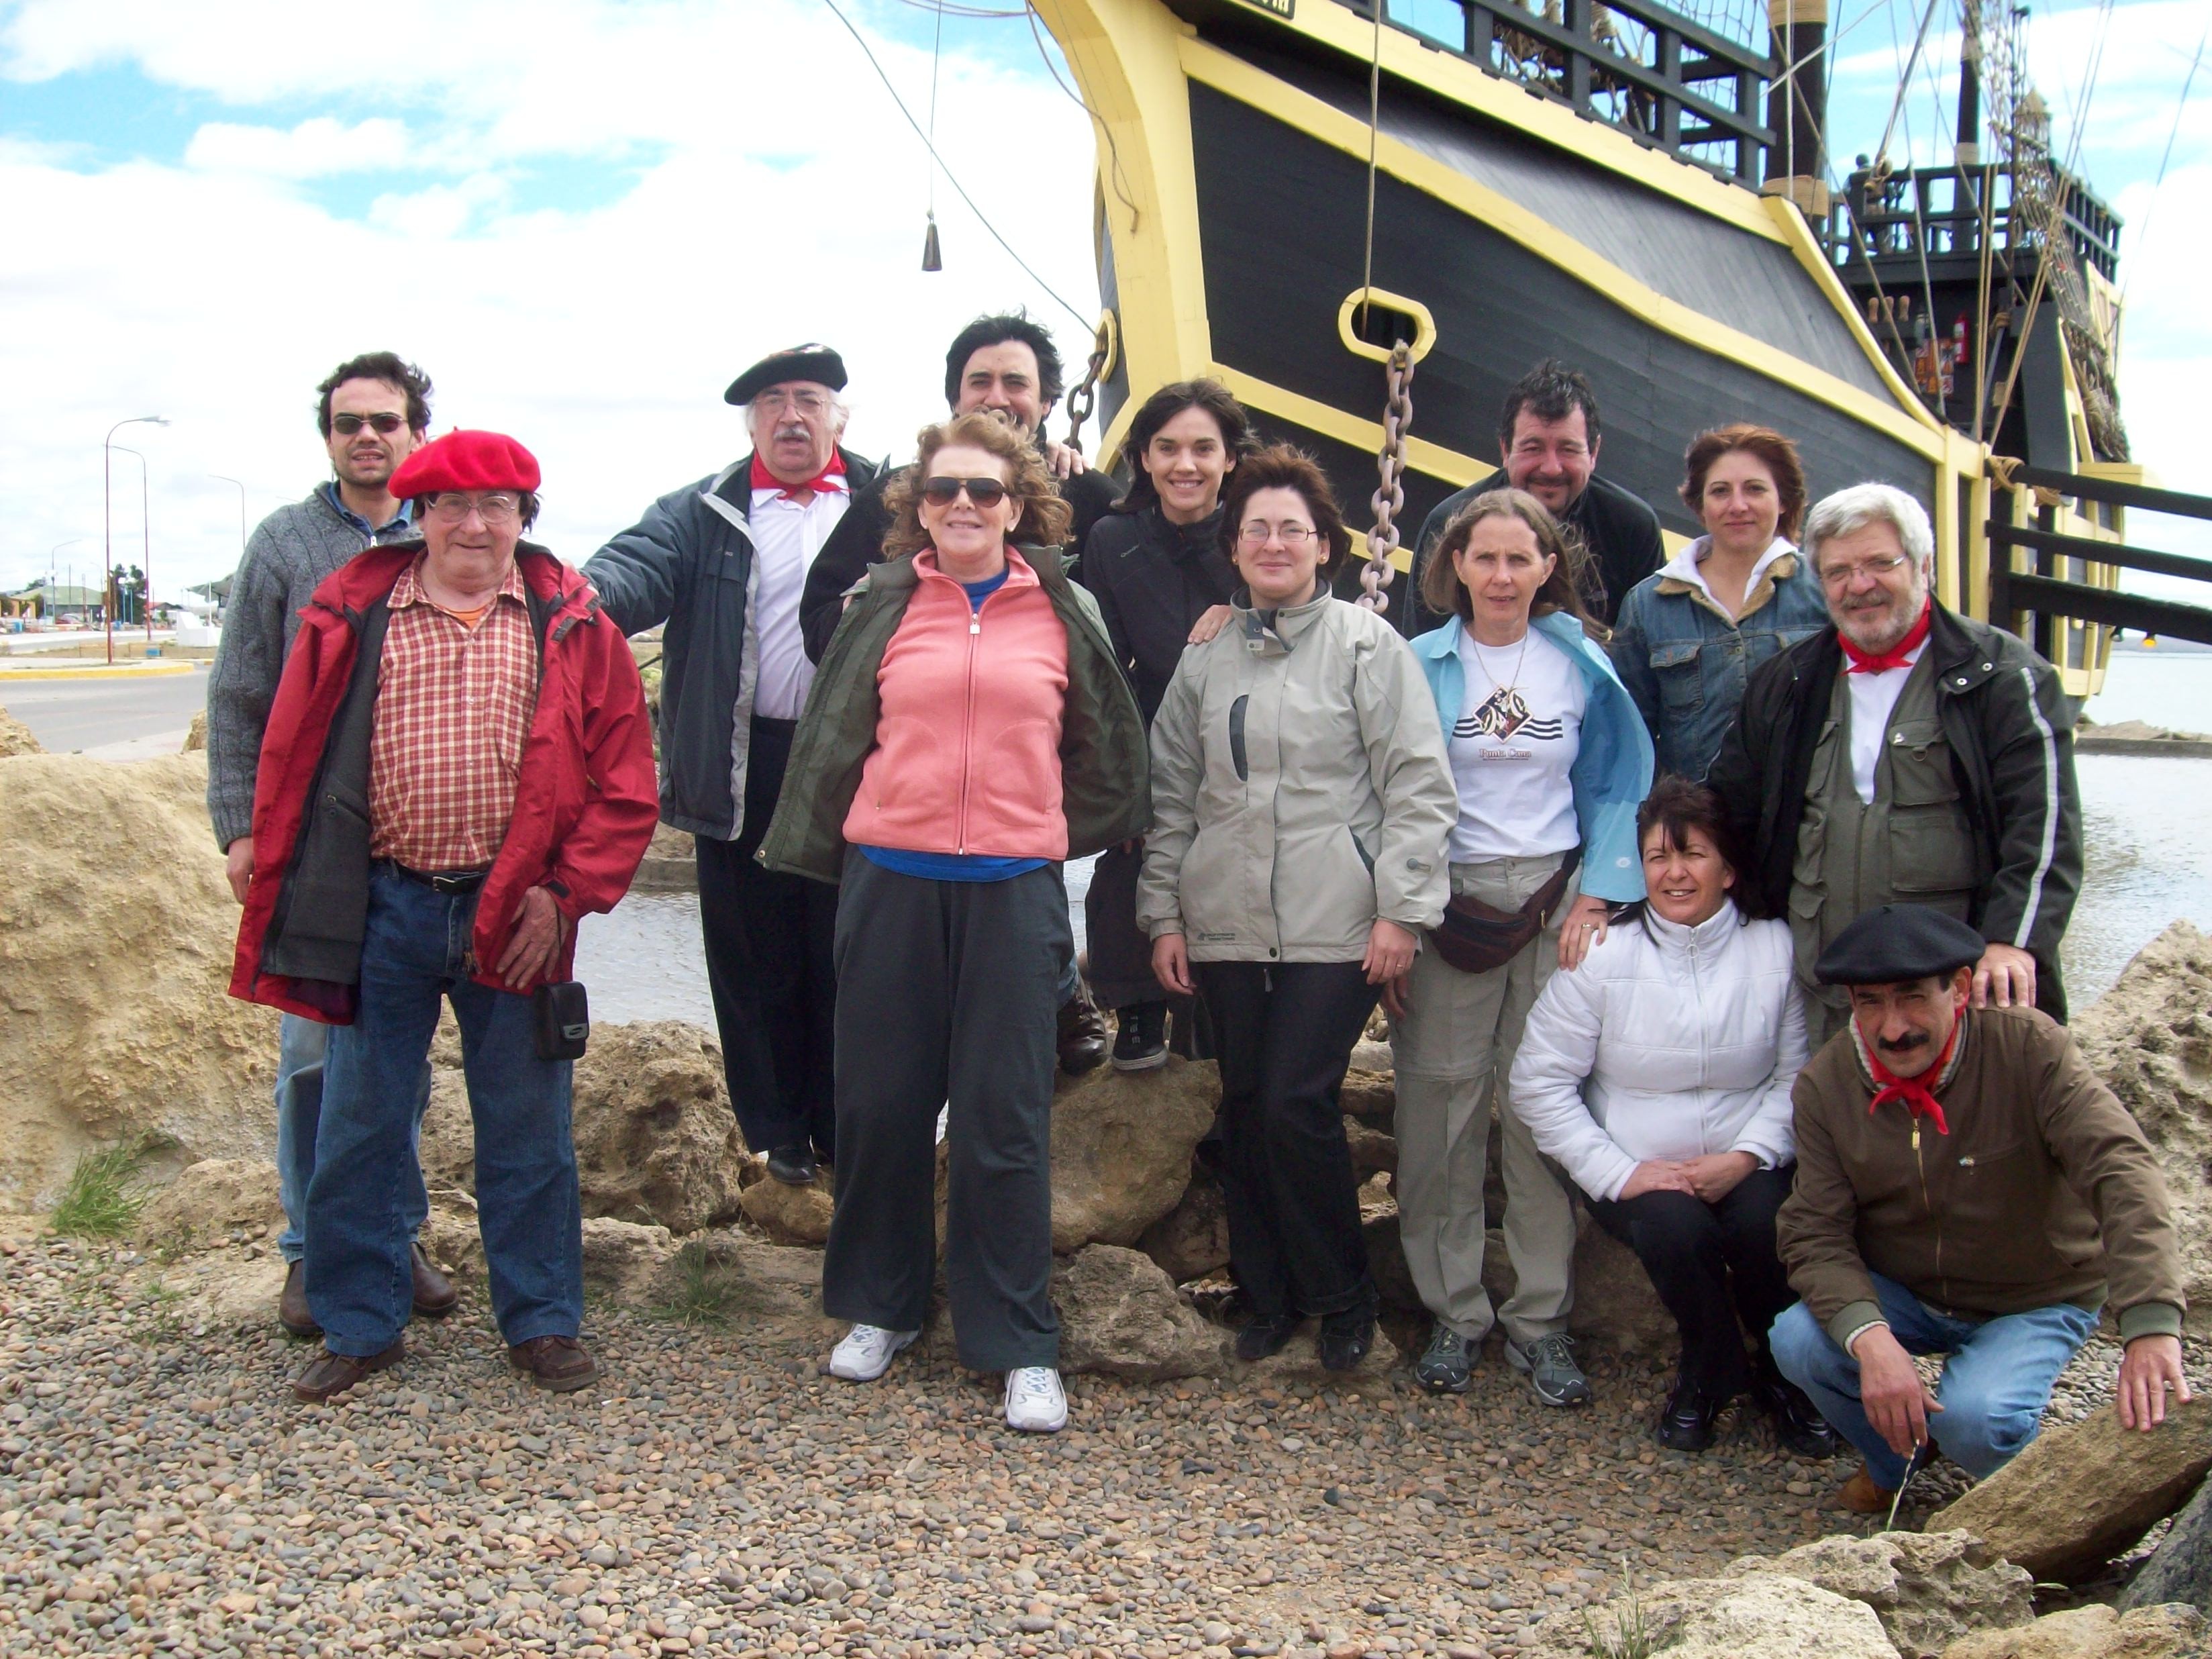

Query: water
[{"left": 576, "top": 652, "right": 2212, "bottom": 1025}]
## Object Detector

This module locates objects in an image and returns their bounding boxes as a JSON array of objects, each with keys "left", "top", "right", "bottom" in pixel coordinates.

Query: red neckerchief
[
  {"left": 750, "top": 452, "right": 847, "bottom": 500},
  {"left": 1862, "top": 1017, "right": 1960, "bottom": 1137},
  {"left": 1840, "top": 598, "right": 1933, "bottom": 674}
]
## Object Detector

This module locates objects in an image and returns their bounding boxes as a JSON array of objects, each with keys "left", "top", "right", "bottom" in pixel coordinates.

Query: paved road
[{"left": 1, "top": 670, "right": 211, "bottom": 752}]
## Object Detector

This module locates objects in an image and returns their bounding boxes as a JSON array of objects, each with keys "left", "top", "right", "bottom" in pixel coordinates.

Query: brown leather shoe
[
  {"left": 293, "top": 1339, "right": 404, "bottom": 1404},
  {"left": 1837, "top": 1466, "right": 1897, "bottom": 1515},
  {"left": 509, "top": 1335, "right": 601, "bottom": 1392},
  {"left": 410, "top": 1242, "right": 458, "bottom": 1319},
  {"left": 278, "top": 1260, "right": 320, "bottom": 1340},
  {"left": 1056, "top": 982, "right": 1109, "bottom": 1075}
]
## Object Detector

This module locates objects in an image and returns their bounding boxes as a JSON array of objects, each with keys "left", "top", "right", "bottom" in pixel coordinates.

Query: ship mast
[{"left": 1762, "top": 0, "right": 1829, "bottom": 219}]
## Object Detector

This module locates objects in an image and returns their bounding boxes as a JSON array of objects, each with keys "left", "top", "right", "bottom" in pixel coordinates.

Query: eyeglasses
[
  {"left": 1238, "top": 522, "right": 1317, "bottom": 548},
  {"left": 1818, "top": 553, "right": 1913, "bottom": 589},
  {"left": 332, "top": 413, "right": 407, "bottom": 436},
  {"left": 426, "top": 492, "right": 523, "bottom": 525},
  {"left": 754, "top": 389, "right": 832, "bottom": 417},
  {"left": 921, "top": 476, "right": 1010, "bottom": 508}
]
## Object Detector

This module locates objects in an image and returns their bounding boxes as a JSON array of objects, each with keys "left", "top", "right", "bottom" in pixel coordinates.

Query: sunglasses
[
  {"left": 332, "top": 413, "right": 407, "bottom": 436},
  {"left": 921, "top": 475, "right": 1009, "bottom": 509}
]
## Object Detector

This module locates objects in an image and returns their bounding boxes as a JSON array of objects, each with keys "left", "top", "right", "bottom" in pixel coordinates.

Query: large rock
[
  {"left": 0, "top": 707, "right": 42, "bottom": 757},
  {"left": 0, "top": 754, "right": 279, "bottom": 1211},
  {"left": 738, "top": 1161, "right": 835, "bottom": 1247},
  {"left": 1339, "top": 1067, "right": 1394, "bottom": 1120},
  {"left": 1047, "top": 1058, "right": 1217, "bottom": 1251},
  {"left": 132, "top": 1158, "right": 285, "bottom": 1253},
  {"left": 2072, "top": 922, "right": 2212, "bottom": 1338},
  {"left": 1940, "top": 1603, "right": 2206, "bottom": 1659},
  {"left": 580, "top": 1217, "right": 678, "bottom": 1303},
  {"left": 1056, "top": 1245, "right": 1225, "bottom": 1380},
  {"left": 1344, "top": 1115, "right": 1397, "bottom": 1175},
  {"left": 2117, "top": 1476, "right": 2212, "bottom": 1617},
  {"left": 1727, "top": 1531, "right": 2033, "bottom": 1659},
  {"left": 1928, "top": 1399, "right": 2212, "bottom": 1582},
  {"left": 421, "top": 1021, "right": 750, "bottom": 1234},
  {"left": 1138, "top": 1167, "right": 1231, "bottom": 1284},
  {"left": 1525, "top": 1569, "right": 1900, "bottom": 1658}
]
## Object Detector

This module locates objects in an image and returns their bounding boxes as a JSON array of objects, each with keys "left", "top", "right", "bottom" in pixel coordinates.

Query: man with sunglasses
[
  {"left": 206, "top": 350, "right": 454, "bottom": 1342},
  {"left": 585, "top": 346, "right": 883, "bottom": 1189},
  {"left": 797, "top": 312, "right": 1122, "bottom": 1075},
  {"left": 1706, "top": 483, "right": 2082, "bottom": 1048}
]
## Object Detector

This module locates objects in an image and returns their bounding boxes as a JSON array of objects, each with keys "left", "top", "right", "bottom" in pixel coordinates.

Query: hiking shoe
[
  {"left": 1414, "top": 1323, "right": 1476, "bottom": 1393},
  {"left": 1505, "top": 1333, "right": 1591, "bottom": 1406},
  {"left": 1003, "top": 1366, "right": 1068, "bottom": 1433},
  {"left": 1234, "top": 1312, "right": 1300, "bottom": 1362},
  {"left": 828, "top": 1324, "right": 917, "bottom": 1382},
  {"left": 1111, "top": 1003, "right": 1170, "bottom": 1072}
]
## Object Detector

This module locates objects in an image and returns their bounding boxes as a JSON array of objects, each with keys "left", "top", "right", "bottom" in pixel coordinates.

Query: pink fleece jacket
[{"left": 843, "top": 550, "right": 1071, "bottom": 859}]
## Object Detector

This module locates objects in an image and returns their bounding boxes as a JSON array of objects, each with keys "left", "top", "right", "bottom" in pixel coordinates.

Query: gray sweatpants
[
  {"left": 1389, "top": 853, "right": 1580, "bottom": 1348},
  {"left": 823, "top": 852, "right": 1070, "bottom": 1371}
]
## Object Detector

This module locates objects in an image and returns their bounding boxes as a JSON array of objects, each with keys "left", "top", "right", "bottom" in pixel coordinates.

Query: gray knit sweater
[{"left": 204, "top": 487, "right": 413, "bottom": 848}]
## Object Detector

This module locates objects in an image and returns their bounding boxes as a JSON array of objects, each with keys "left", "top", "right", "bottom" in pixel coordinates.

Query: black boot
[
  {"left": 1654, "top": 1373, "right": 1725, "bottom": 1452},
  {"left": 1317, "top": 1307, "right": 1375, "bottom": 1372},
  {"left": 1235, "top": 1312, "right": 1300, "bottom": 1362},
  {"left": 1756, "top": 1368, "right": 1839, "bottom": 1459}
]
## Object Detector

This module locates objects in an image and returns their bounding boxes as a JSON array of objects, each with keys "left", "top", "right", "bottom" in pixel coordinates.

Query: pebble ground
[{"left": 4, "top": 1234, "right": 2202, "bottom": 1659}]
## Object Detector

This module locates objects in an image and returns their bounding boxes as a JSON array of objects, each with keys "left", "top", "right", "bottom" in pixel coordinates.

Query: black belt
[{"left": 379, "top": 860, "right": 489, "bottom": 894}]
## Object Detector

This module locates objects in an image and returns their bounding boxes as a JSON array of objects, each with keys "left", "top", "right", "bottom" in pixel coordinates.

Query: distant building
[{"left": 2, "top": 583, "right": 102, "bottom": 621}]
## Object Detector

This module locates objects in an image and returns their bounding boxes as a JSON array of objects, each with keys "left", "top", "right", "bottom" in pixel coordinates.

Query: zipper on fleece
[
  {"left": 956, "top": 589, "right": 986, "bottom": 854},
  {"left": 1910, "top": 1119, "right": 1946, "bottom": 1306}
]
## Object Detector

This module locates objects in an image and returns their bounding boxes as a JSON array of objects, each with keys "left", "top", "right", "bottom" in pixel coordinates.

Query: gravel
[{"left": 3, "top": 1232, "right": 2204, "bottom": 1659}]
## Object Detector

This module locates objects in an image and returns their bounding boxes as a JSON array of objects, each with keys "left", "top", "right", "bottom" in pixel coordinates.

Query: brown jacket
[{"left": 1778, "top": 1004, "right": 2183, "bottom": 1350}]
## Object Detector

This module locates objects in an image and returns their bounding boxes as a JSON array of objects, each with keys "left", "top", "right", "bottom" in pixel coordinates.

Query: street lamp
[
  {"left": 111, "top": 445, "right": 152, "bottom": 646},
  {"left": 48, "top": 539, "right": 82, "bottom": 625},
  {"left": 104, "top": 414, "right": 167, "bottom": 664},
  {"left": 209, "top": 475, "right": 250, "bottom": 564}
]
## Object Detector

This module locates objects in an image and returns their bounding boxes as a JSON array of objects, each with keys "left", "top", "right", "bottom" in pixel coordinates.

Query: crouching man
[
  {"left": 1770, "top": 903, "right": 2191, "bottom": 1513},
  {"left": 229, "top": 430, "right": 658, "bottom": 1403}
]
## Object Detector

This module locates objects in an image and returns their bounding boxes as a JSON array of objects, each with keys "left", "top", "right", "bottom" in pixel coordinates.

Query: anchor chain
[
  {"left": 1360, "top": 342, "right": 1415, "bottom": 614},
  {"left": 1063, "top": 321, "right": 1113, "bottom": 456}
]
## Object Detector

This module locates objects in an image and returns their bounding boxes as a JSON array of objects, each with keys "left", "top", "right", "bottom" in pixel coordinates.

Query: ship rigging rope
[
  {"left": 2119, "top": 14, "right": 2210, "bottom": 309},
  {"left": 1025, "top": 3, "right": 1142, "bottom": 228},
  {"left": 821, "top": 0, "right": 1093, "bottom": 330},
  {"left": 1361, "top": 0, "right": 1384, "bottom": 316}
]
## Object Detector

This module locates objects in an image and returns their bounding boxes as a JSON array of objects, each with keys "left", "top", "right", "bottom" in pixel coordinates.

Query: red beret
[{"left": 391, "top": 429, "right": 542, "bottom": 498}]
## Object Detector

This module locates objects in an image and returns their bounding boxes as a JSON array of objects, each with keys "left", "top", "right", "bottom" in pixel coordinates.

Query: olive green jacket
[{"left": 756, "top": 547, "right": 1151, "bottom": 885}]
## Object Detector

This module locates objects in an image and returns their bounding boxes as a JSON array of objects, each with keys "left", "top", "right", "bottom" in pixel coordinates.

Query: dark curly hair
[
  {"left": 881, "top": 412, "right": 1072, "bottom": 558},
  {"left": 942, "top": 312, "right": 1064, "bottom": 411},
  {"left": 317, "top": 351, "right": 432, "bottom": 438},
  {"left": 1216, "top": 445, "right": 1352, "bottom": 579},
  {"left": 1617, "top": 774, "right": 1758, "bottom": 935}
]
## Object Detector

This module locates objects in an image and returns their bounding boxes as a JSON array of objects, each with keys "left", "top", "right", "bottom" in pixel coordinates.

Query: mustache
[{"left": 1874, "top": 1029, "right": 1931, "bottom": 1054}]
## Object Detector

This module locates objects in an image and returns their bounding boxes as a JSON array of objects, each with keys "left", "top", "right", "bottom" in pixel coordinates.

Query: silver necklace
[{"left": 1462, "top": 627, "right": 1534, "bottom": 740}]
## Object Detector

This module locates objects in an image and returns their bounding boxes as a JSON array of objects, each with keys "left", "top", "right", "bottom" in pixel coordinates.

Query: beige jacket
[{"left": 1138, "top": 587, "right": 1457, "bottom": 963}]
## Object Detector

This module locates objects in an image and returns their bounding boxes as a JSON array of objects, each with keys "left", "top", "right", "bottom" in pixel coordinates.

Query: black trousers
[
  {"left": 1083, "top": 841, "right": 1158, "bottom": 1011},
  {"left": 1587, "top": 1164, "right": 1797, "bottom": 1397},
  {"left": 695, "top": 717, "right": 838, "bottom": 1160},
  {"left": 1193, "top": 960, "right": 1378, "bottom": 1321},
  {"left": 824, "top": 853, "right": 1069, "bottom": 1370}
]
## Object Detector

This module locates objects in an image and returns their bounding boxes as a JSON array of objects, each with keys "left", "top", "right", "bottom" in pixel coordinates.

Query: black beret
[
  {"left": 725, "top": 344, "right": 847, "bottom": 407},
  {"left": 1814, "top": 904, "right": 1987, "bottom": 987}
]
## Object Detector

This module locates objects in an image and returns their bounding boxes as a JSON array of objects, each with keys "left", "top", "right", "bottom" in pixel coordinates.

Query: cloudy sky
[{"left": 1, "top": 0, "right": 2203, "bottom": 599}]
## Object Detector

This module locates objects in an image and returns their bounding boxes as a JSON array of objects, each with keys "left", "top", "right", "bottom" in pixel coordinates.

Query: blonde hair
[{"left": 881, "top": 412, "right": 1072, "bottom": 559}]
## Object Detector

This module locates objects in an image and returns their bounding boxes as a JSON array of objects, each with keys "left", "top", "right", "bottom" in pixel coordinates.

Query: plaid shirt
[{"left": 368, "top": 556, "right": 540, "bottom": 870}]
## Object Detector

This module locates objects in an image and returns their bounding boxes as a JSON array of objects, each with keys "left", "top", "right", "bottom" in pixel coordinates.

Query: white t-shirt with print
[{"left": 1447, "top": 623, "right": 1586, "bottom": 863}]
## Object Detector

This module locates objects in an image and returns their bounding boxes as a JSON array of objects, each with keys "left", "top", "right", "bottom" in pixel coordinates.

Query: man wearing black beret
[
  {"left": 585, "top": 345, "right": 884, "bottom": 1188},
  {"left": 1769, "top": 903, "right": 2190, "bottom": 1514}
]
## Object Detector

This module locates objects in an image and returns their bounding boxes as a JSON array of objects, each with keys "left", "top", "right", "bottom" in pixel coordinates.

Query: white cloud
[{"left": 183, "top": 117, "right": 413, "bottom": 179}]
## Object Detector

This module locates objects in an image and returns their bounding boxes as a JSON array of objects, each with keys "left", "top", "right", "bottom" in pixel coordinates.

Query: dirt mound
[
  {"left": 0, "top": 705, "right": 42, "bottom": 757},
  {"left": 0, "top": 754, "right": 275, "bottom": 1209}
]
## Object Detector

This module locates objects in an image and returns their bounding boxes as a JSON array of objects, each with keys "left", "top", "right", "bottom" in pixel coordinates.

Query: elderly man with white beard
[
  {"left": 585, "top": 346, "right": 884, "bottom": 1188},
  {"left": 1706, "top": 483, "right": 2082, "bottom": 1047}
]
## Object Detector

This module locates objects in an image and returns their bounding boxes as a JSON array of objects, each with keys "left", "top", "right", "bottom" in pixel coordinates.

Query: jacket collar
[
  {"left": 1413, "top": 609, "right": 1595, "bottom": 664},
  {"left": 701, "top": 445, "right": 876, "bottom": 538},
  {"left": 1646, "top": 897, "right": 1742, "bottom": 953},
  {"left": 1655, "top": 536, "right": 1799, "bottom": 622},
  {"left": 1848, "top": 1002, "right": 1974, "bottom": 1096},
  {"left": 1232, "top": 581, "right": 1333, "bottom": 656},
  {"left": 914, "top": 548, "right": 1042, "bottom": 591},
  {"left": 1148, "top": 505, "right": 1225, "bottom": 562}
]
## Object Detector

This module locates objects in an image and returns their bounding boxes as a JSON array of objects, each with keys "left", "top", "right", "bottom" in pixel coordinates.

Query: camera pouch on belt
[
  {"left": 1429, "top": 848, "right": 1582, "bottom": 976},
  {"left": 533, "top": 980, "right": 591, "bottom": 1062}
]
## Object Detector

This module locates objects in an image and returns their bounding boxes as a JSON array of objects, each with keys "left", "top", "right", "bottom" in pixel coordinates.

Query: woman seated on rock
[
  {"left": 1139, "top": 444, "right": 1456, "bottom": 1371},
  {"left": 1509, "top": 776, "right": 1835, "bottom": 1456},
  {"left": 757, "top": 411, "right": 1150, "bottom": 1434}
]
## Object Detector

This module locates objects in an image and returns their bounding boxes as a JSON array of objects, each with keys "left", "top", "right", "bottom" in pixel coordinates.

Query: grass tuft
[
  {"left": 1582, "top": 1568, "right": 1663, "bottom": 1659},
  {"left": 648, "top": 1240, "right": 741, "bottom": 1329},
  {"left": 50, "top": 1140, "right": 156, "bottom": 1240}
]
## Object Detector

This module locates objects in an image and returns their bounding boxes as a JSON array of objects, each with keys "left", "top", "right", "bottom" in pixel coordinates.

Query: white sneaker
[
  {"left": 828, "top": 1324, "right": 917, "bottom": 1382},
  {"left": 1002, "top": 1366, "right": 1068, "bottom": 1433}
]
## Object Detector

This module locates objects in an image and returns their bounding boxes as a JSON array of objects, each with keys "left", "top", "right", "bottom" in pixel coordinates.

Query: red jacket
[{"left": 230, "top": 542, "right": 658, "bottom": 1022}]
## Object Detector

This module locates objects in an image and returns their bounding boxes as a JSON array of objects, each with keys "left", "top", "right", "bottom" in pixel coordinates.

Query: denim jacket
[
  {"left": 1609, "top": 538, "right": 1830, "bottom": 782},
  {"left": 1410, "top": 611, "right": 1654, "bottom": 903}
]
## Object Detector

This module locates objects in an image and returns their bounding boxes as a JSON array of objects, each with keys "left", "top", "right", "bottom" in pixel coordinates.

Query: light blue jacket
[{"left": 1410, "top": 611, "right": 1654, "bottom": 903}]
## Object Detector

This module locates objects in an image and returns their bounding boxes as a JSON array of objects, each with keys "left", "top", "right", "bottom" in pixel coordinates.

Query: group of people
[{"left": 212, "top": 325, "right": 2188, "bottom": 1513}]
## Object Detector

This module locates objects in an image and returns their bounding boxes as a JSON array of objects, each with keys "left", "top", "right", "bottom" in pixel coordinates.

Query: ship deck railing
[{"left": 1826, "top": 160, "right": 2121, "bottom": 285}]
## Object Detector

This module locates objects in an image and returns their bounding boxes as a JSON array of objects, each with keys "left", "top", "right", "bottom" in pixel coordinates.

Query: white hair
[{"left": 1801, "top": 483, "right": 1935, "bottom": 575}]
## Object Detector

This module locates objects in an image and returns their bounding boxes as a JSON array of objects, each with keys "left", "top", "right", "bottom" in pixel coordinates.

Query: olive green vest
[{"left": 1790, "top": 656, "right": 1978, "bottom": 1045}]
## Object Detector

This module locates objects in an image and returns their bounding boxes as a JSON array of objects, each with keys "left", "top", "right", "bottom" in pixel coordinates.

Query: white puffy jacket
[{"left": 1508, "top": 899, "right": 1805, "bottom": 1202}]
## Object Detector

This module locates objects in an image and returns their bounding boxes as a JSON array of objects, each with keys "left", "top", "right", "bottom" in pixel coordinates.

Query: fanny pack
[{"left": 1429, "top": 848, "right": 1582, "bottom": 976}]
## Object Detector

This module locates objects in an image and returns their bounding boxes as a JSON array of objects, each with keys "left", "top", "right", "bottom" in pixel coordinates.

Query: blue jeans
[
  {"left": 274, "top": 1013, "right": 432, "bottom": 1264},
  {"left": 306, "top": 867, "right": 583, "bottom": 1356},
  {"left": 1769, "top": 1274, "right": 2099, "bottom": 1489}
]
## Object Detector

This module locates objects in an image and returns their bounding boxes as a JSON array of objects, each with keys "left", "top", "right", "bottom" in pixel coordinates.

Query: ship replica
[{"left": 1030, "top": 0, "right": 2147, "bottom": 687}]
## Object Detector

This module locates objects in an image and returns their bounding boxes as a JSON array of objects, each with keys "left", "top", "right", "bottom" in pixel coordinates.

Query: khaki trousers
[{"left": 1389, "top": 853, "right": 1580, "bottom": 1346}]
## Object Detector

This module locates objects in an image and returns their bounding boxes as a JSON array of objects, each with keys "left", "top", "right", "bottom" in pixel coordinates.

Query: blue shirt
[
  {"left": 321, "top": 481, "right": 413, "bottom": 541},
  {"left": 858, "top": 563, "right": 1046, "bottom": 884}
]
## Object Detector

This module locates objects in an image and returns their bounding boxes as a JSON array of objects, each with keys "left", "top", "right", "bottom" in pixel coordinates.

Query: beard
[{"left": 1836, "top": 579, "right": 1927, "bottom": 654}]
